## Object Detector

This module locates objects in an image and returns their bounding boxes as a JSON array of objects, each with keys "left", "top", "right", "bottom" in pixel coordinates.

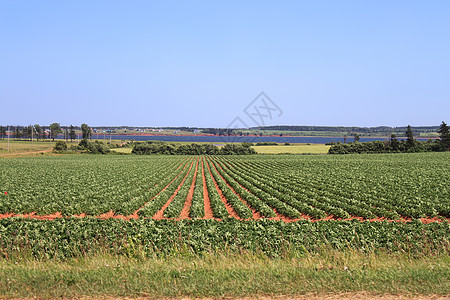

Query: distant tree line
[
  {"left": 0, "top": 124, "right": 79, "bottom": 142},
  {"left": 254, "top": 142, "right": 278, "bottom": 146},
  {"left": 132, "top": 141, "right": 256, "bottom": 155},
  {"left": 202, "top": 128, "right": 238, "bottom": 135},
  {"left": 329, "top": 122, "right": 450, "bottom": 154},
  {"left": 252, "top": 125, "right": 440, "bottom": 135}
]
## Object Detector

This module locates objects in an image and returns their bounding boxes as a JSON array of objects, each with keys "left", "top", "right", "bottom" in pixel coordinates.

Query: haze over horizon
[{"left": 1, "top": 1, "right": 449, "bottom": 128}]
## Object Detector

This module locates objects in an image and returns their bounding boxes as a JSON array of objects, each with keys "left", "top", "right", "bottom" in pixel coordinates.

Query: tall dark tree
[
  {"left": 353, "top": 133, "right": 360, "bottom": 142},
  {"left": 0, "top": 126, "right": 5, "bottom": 139},
  {"left": 81, "top": 123, "right": 92, "bottom": 140},
  {"left": 49, "top": 123, "right": 61, "bottom": 141},
  {"left": 14, "top": 127, "right": 22, "bottom": 139},
  {"left": 34, "top": 124, "right": 42, "bottom": 140},
  {"left": 438, "top": 121, "right": 450, "bottom": 150},
  {"left": 390, "top": 133, "right": 399, "bottom": 150},
  {"left": 69, "top": 125, "right": 76, "bottom": 142},
  {"left": 405, "top": 125, "right": 415, "bottom": 148},
  {"left": 25, "top": 125, "right": 33, "bottom": 140}
]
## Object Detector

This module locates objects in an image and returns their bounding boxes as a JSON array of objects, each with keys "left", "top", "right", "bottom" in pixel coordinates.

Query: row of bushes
[
  {"left": 53, "top": 140, "right": 111, "bottom": 154},
  {"left": 328, "top": 139, "right": 447, "bottom": 154},
  {"left": 132, "top": 141, "right": 256, "bottom": 155}
]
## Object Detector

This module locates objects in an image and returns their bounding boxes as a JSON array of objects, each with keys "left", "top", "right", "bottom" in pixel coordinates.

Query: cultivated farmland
[
  {"left": 0, "top": 152, "right": 449, "bottom": 297},
  {"left": 0, "top": 152, "right": 448, "bottom": 221}
]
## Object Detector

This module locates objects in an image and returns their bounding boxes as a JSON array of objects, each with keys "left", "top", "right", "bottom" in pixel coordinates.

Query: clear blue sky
[{"left": 1, "top": 0, "right": 449, "bottom": 127}]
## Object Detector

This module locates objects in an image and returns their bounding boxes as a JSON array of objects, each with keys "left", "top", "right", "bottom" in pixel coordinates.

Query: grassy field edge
[{"left": 0, "top": 250, "right": 448, "bottom": 298}]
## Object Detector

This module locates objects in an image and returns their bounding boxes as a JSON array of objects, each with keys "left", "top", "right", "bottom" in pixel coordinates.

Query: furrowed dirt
[
  {"left": 201, "top": 158, "right": 214, "bottom": 219},
  {"left": 178, "top": 157, "right": 199, "bottom": 220}
]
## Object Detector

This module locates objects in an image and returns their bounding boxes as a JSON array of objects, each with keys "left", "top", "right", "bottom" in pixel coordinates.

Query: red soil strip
[
  {"left": 178, "top": 158, "right": 199, "bottom": 220},
  {"left": 420, "top": 217, "right": 444, "bottom": 224},
  {"left": 205, "top": 159, "right": 241, "bottom": 220},
  {"left": 98, "top": 210, "right": 117, "bottom": 220},
  {"left": 152, "top": 160, "right": 195, "bottom": 220},
  {"left": 201, "top": 158, "right": 214, "bottom": 219},
  {"left": 73, "top": 213, "right": 86, "bottom": 218},
  {"left": 0, "top": 213, "right": 15, "bottom": 219},
  {"left": 209, "top": 159, "right": 261, "bottom": 220},
  {"left": 20, "top": 211, "right": 63, "bottom": 220}
]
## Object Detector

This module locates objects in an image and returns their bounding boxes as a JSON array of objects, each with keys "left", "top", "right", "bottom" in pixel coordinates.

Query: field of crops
[{"left": 0, "top": 152, "right": 449, "bottom": 221}]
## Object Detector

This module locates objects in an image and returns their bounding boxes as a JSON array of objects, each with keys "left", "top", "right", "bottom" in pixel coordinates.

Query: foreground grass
[{"left": 0, "top": 250, "right": 448, "bottom": 298}]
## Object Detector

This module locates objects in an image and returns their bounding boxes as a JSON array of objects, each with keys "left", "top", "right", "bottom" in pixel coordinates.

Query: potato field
[{"left": 0, "top": 153, "right": 449, "bottom": 220}]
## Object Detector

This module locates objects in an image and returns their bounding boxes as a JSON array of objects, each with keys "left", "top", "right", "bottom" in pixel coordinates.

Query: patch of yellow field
[{"left": 252, "top": 144, "right": 330, "bottom": 154}]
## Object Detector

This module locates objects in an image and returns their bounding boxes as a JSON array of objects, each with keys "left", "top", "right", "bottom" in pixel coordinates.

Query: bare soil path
[
  {"left": 179, "top": 157, "right": 199, "bottom": 220},
  {"left": 201, "top": 158, "right": 214, "bottom": 219}
]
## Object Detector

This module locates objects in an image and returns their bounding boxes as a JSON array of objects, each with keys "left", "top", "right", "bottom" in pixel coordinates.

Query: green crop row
[
  {"left": 189, "top": 159, "right": 205, "bottom": 218},
  {"left": 0, "top": 218, "right": 447, "bottom": 259}
]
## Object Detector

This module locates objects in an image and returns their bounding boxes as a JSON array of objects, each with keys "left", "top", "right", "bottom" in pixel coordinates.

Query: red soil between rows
[
  {"left": 205, "top": 159, "right": 241, "bottom": 220},
  {"left": 178, "top": 158, "right": 199, "bottom": 220},
  {"left": 201, "top": 158, "right": 214, "bottom": 219},
  {"left": 0, "top": 210, "right": 447, "bottom": 223}
]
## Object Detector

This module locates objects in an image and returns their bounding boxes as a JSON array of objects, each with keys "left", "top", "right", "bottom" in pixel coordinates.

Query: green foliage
[
  {"left": 189, "top": 160, "right": 205, "bottom": 218},
  {"left": 78, "top": 139, "right": 110, "bottom": 154},
  {"left": 53, "top": 141, "right": 68, "bottom": 151},
  {"left": 132, "top": 142, "right": 256, "bottom": 155},
  {"left": 329, "top": 139, "right": 443, "bottom": 154},
  {"left": 69, "top": 125, "right": 76, "bottom": 141},
  {"left": 0, "top": 218, "right": 448, "bottom": 259},
  {"left": 255, "top": 142, "right": 278, "bottom": 146},
  {"left": 0, "top": 153, "right": 448, "bottom": 219},
  {"left": 406, "top": 125, "right": 415, "bottom": 148},
  {"left": 49, "top": 123, "right": 61, "bottom": 141},
  {"left": 438, "top": 121, "right": 450, "bottom": 150},
  {"left": 0, "top": 155, "right": 187, "bottom": 215},
  {"left": 81, "top": 123, "right": 92, "bottom": 140}
]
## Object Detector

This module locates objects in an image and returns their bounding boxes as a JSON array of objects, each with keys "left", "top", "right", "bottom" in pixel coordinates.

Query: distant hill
[{"left": 248, "top": 125, "right": 439, "bottom": 136}]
